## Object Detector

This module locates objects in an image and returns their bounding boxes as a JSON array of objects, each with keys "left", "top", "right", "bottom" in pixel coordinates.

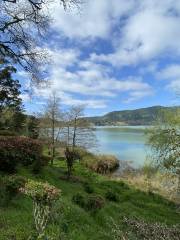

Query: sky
[{"left": 19, "top": 0, "right": 180, "bottom": 116}]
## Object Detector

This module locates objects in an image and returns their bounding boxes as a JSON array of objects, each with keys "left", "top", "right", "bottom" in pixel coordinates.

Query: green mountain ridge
[{"left": 86, "top": 106, "right": 180, "bottom": 126}]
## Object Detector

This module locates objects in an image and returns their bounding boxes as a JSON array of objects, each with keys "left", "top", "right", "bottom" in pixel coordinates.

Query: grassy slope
[{"left": 0, "top": 161, "right": 179, "bottom": 240}]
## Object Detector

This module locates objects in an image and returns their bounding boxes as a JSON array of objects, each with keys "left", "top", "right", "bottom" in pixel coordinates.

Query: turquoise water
[{"left": 93, "top": 126, "right": 150, "bottom": 167}]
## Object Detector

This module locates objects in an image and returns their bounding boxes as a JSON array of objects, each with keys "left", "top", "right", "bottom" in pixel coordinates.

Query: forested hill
[{"left": 86, "top": 106, "right": 180, "bottom": 126}]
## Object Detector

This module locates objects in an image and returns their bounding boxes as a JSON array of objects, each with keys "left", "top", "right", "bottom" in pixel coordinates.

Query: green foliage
[
  {"left": 64, "top": 146, "right": 76, "bottom": 178},
  {"left": 21, "top": 179, "right": 61, "bottom": 238},
  {"left": 83, "top": 182, "right": 94, "bottom": 194},
  {"left": 147, "top": 110, "right": 180, "bottom": 196},
  {"left": 72, "top": 193, "right": 104, "bottom": 212},
  {"left": 147, "top": 110, "right": 180, "bottom": 171},
  {"left": 0, "top": 65, "right": 21, "bottom": 110},
  {"left": 0, "top": 64, "right": 25, "bottom": 133},
  {"left": 26, "top": 116, "right": 39, "bottom": 139},
  {"left": 0, "top": 129, "right": 17, "bottom": 136},
  {"left": 21, "top": 179, "right": 61, "bottom": 204},
  {"left": 105, "top": 190, "right": 119, "bottom": 202},
  {"left": 0, "top": 175, "right": 26, "bottom": 206},
  {"left": 0, "top": 161, "right": 179, "bottom": 239},
  {"left": 0, "top": 136, "right": 44, "bottom": 173},
  {"left": 72, "top": 193, "right": 86, "bottom": 208},
  {"left": 86, "top": 106, "right": 180, "bottom": 126},
  {"left": 85, "top": 195, "right": 105, "bottom": 212}
]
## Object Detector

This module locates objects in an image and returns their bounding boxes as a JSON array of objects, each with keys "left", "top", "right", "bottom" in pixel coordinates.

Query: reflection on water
[{"left": 92, "top": 126, "right": 150, "bottom": 168}]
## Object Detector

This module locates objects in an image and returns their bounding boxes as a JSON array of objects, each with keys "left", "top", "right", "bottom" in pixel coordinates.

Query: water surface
[{"left": 93, "top": 126, "right": 150, "bottom": 168}]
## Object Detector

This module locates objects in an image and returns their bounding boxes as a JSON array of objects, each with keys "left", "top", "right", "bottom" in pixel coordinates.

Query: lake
[{"left": 92, "top": 126, "right": 151, "bottom": 168}]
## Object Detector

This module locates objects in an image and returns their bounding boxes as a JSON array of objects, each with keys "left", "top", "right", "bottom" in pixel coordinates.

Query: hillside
[
  {"left": 86, "top": 106, "right": 180, "bottom": 126},
  {"left": 0, "top": 161, "right": 179, "bottom": 240}
]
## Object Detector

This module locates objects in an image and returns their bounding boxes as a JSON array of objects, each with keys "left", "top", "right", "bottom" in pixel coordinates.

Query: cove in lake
[{"left": 92, "top": 126, "right": 151, "bottom": 168}]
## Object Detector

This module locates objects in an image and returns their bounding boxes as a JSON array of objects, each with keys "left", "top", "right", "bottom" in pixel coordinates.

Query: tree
[
  {"left": 0, "top": 0, "right": 82, "bottom": 83},
  {"left": 64, "top": 105, "right": 97, "bottom": 178},
  {"left": 64, "top": 146, "right": 74, "bottom": 178},
  {"left": 26, "top": 115, "right": 39, "bottom": 139},
  {"left": 0, "top": 64, "right": 21, "bottom": 111},
  {"left": 147, "top": 109, "right": 180, "bottom": 197},
  {"left": 40, "top": 91, "right": 63, "bottom": 164},
  {"left": 65, "top": 105, "right": 96, "bottom": 149},
  {"left": 0, "top": 62, "right": 25, "bottom": 132}
]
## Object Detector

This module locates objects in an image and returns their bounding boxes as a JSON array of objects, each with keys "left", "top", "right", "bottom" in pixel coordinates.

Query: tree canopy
[{"left": 0, "top": 0, "right": 81, "bottom": 83}]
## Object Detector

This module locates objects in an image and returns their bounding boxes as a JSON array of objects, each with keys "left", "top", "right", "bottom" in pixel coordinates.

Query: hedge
[{"left": 0, "top": 136, "right": 45, "bottom": 173}]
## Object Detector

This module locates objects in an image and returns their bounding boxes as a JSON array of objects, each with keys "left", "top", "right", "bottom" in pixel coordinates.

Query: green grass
[{"left": 0, "top": 160, "right": 179, "bottom": 240}]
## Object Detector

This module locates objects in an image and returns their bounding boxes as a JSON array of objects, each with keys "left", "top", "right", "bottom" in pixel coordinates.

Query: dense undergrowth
[{"left": 0, "top": 159, "right": 179, "bottom": 240}]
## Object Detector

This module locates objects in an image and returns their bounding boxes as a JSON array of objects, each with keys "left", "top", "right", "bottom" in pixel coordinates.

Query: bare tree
[
  {"left": 0, "top": 0, "right": 82, "bottom": 83},
  {"left": 40, "top": 91, "right": 63, "bottom": 164},
  {"left": 64, "top": 105, "right": 97, "bottom": 178},
  {"left": 64, "top": 105, "right": 96, "bottom": 150}
]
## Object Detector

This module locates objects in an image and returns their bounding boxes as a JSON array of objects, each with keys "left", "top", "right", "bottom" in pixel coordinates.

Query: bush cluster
[
  {"left": 86, "top": 195, "right": 105, "bottom": 211},
  {"left": 105, "top": 190, "right": 119, "bottom": 202},
  {"left": 83, "top": 154, "right": 119, "bottom": 174},
  {"left": 83, "top": 182, "right": 94, "bottom": 194},
  {"left": 72, "top": 193, "right": 105, "bottom": 212},
  {"left": 0, "top": 175, "right": 26, "bottom": 206},
  {"left": 0, "top": 130, "right": 17, "bottom": 136},
  {"left": 72, "top": 193, "right": 86, "bottom": 208},
  {"left": 123, "top": 217, "right": 180, "bottom": 240},
  {"left": 0, "top": 136, "right": 44, "bottom": 173},
  {"left": 20, "top": 179, "right": 61, "bottom": 204}
]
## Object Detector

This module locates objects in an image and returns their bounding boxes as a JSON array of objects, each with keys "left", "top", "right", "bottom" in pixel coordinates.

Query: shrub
[
  {"left": 123, "top": 217, "right": 180, "bottom": 240},
  {"left": 85, "top": 195, "right": 105, "bottom": 212},
  {"left": 83, "top": 182, "right": 94, "bottom": 194},
  {"left": 41, "top": 155, "right": 51, "bottom": 166},
  {"left": 83, "top": 154, "right": 119, "bottom": 174},
  {"left": 0, "top": 175, "right": 26, "bottom": 206},
  {"left": 0, "top": 136, "right": 44, "bottom": 173},
  {"left": 0, "top": 130, "right": 17, "bottom": 136},
  {"left": 20, "top": 179, "right": 61, "bottom": 238},
  {"left": 105, "top": 190, "right": 119, "bottom": 202},
  {"left": 4, "top": 175, "right": 26, "bottom": 198},
  {"left": 72, "top": 193, "right": 85, "bottom": 208},
  {"left": 64, "top": 147, "right": 75, "bottom": 178},
  {"left": 72, "top": 193, "right": 104, "bottom": 212}
]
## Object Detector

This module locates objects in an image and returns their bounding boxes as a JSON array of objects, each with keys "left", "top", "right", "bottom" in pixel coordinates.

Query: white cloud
[
  {"left": 157, "top": 64, "right": 180, "bottom": 80},
  {"left": 47, "top": 48, "right": 80, "bottom": 68},
  {"left": 89, "top": 0, "right": 180, "bottom": 67},
  {"left": 49, "top": 48, "right": 153, "bottom": 98},
  {"left": 123, "top": 89, "right": 154, "bottom": 103},
  {"left": 49, "top": 0, "right": 135, "bottom": 39},
  {"left": 167, "top": 80, "right": 180, "bottom": 93},
  {"left": 31, "top": 47, "right": 153, "bottom": 108},
  {"left": 156, "top": 64, "right": 180, "bottom": 94}
]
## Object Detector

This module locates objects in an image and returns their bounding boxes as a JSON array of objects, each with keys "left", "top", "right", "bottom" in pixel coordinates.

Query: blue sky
[{"left": 18, "top": 0, "right": 180, "bottom": 116}]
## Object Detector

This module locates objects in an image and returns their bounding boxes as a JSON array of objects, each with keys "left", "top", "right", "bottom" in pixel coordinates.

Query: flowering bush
[
  {"left": 0, "top": 136, "right": 44, "bottom": 173},
  {"left": 21, "top": 179, "right": 61, "bottom": 205},
  {"left": 20, "top": 180, "right": 61, "bottom": 238}
]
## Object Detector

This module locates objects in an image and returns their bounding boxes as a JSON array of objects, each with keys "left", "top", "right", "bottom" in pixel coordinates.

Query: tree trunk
[
  {"left": 177, "top": 172, "right": 180, "bottom": 200},
  {"left": 67, "top": 126, "right": 70, "bottom": 146},
  {"left": 72, "top": 118, "right": 77, "bottom": 150},
  {"left": 51, "top": 111, "right": 55, "bottom": 165}
]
